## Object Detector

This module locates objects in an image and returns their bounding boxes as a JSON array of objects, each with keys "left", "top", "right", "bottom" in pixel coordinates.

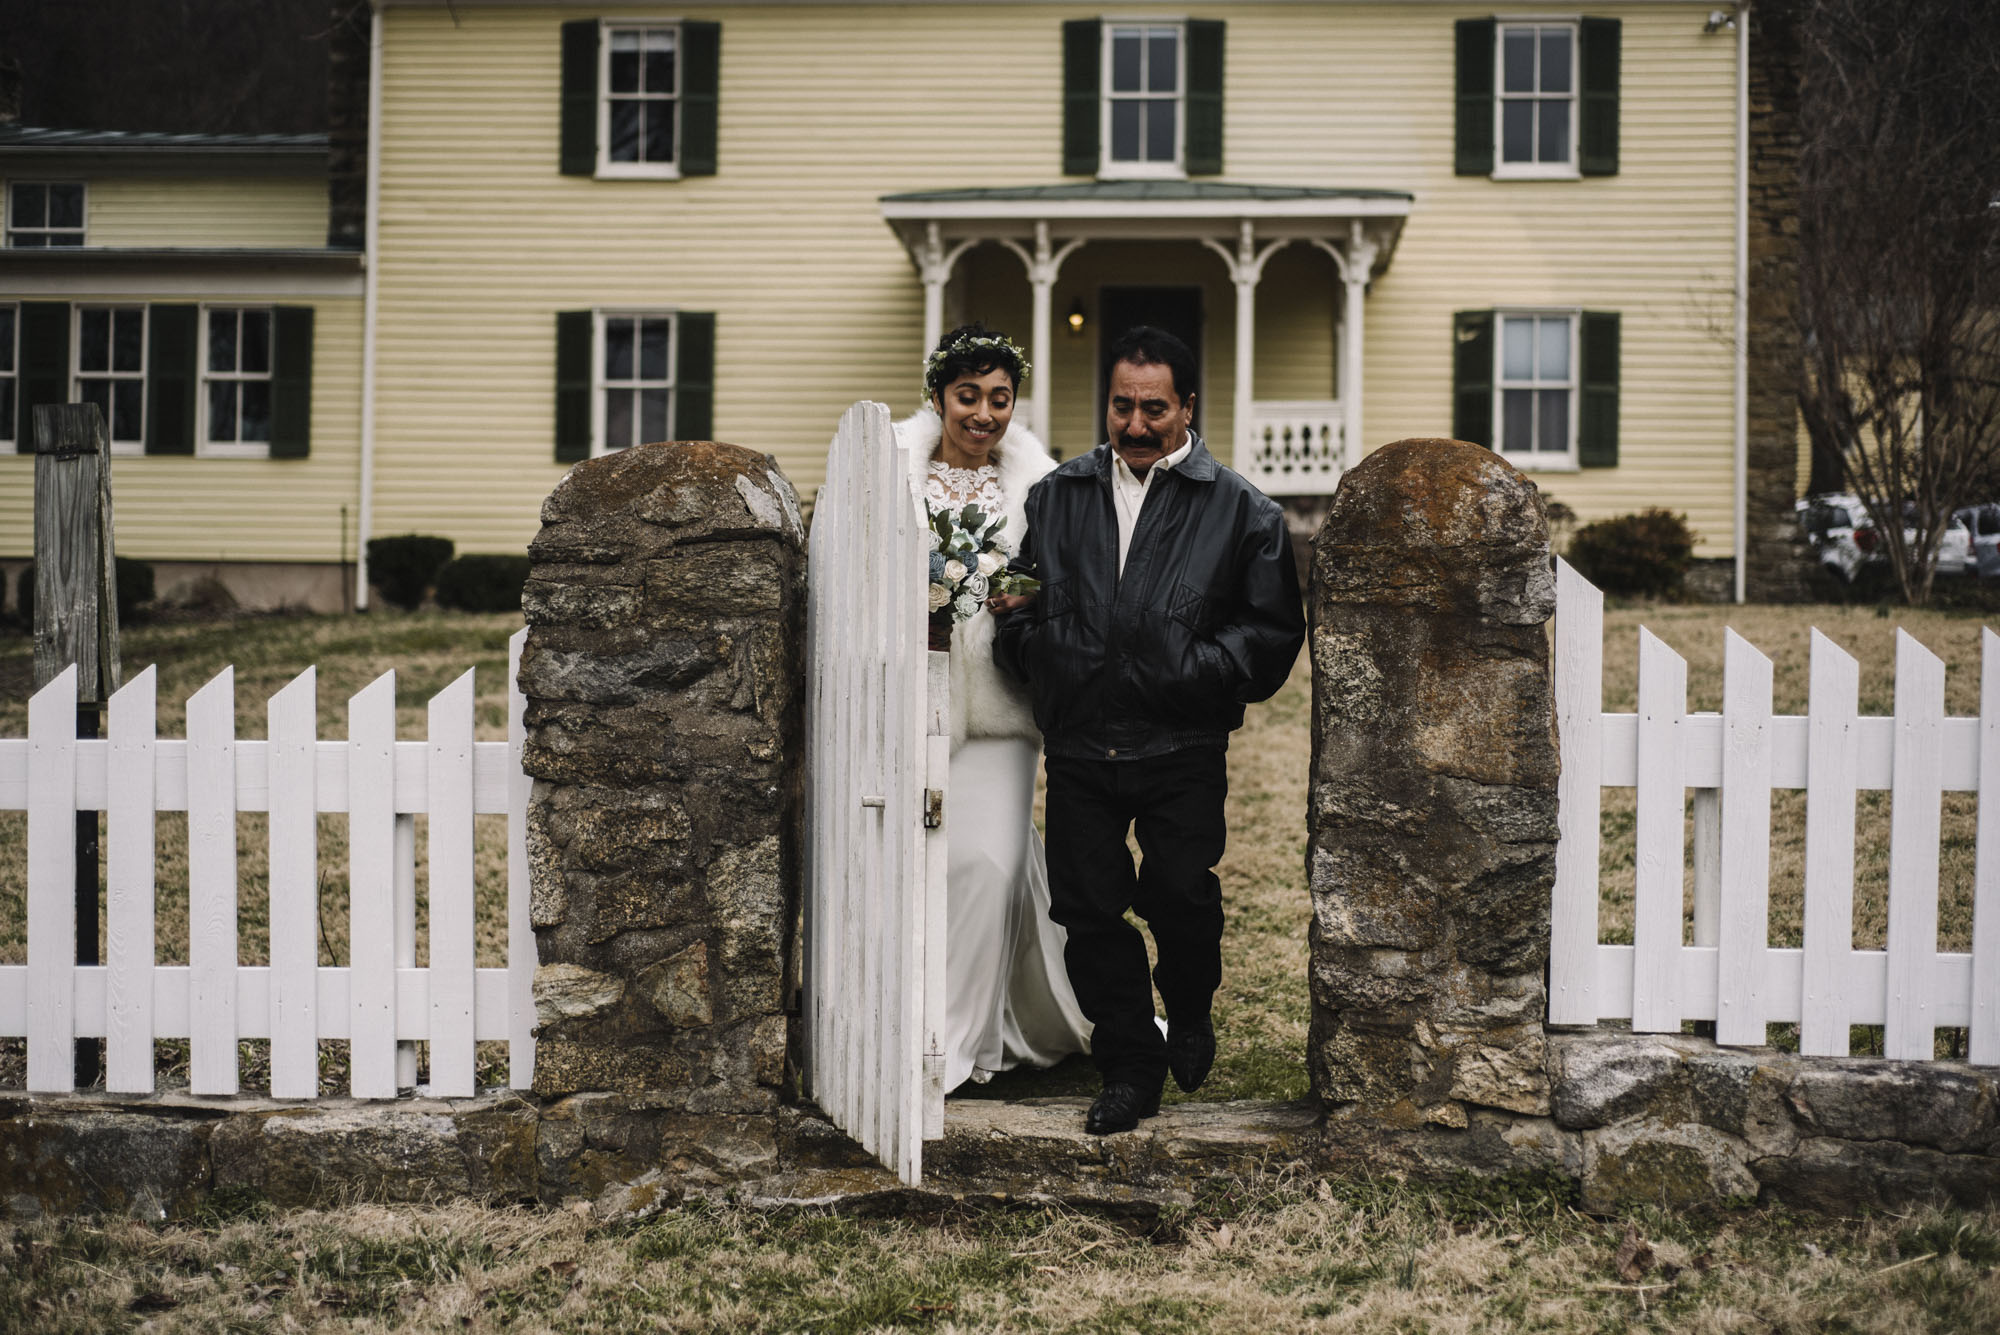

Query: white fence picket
[
  {"left": 186, "top": 669, "right": 239, "bottom": 1096},
  {"left": 427, "top": 670, "right": 478, "bottom": 1096},
  {"left": 105, "top": 666, "right": 157, "bottom": 1093},
  {"left": 348, "top": 672, "right": 399, "bottom": 1097},
  {"left": 1974, "top": 630, "right": 2000, "bottom": 1065},
  {"left": 1800, "top": 631, "right": 1860, "bottom": 1056},
  {"left": 1715, "top": 630, "right": 1774, "bottom": 1047},
  {"left": 267, "top": 668, "right": 319, "bottom": 1098},
  {"left": 1885, "top": 631, "right": 1945, "bottom": 1060},
  {"left": 25, "top": 667, "right": 78, "bottom": 1093},
  {"left": 1631, "top": 628, "right": 1687, "bottom": 1033},
  {"left": 923, "top": 652, "right": 950, "bottom": 1140},
  {"left": 506, "top": 629, "right": 536, "bottom": 1090},
  {"left": 1549, "top": 558, "right": 1603, "bottom": 1025}
]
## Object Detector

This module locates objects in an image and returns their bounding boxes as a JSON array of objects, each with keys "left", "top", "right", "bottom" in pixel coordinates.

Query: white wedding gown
[{"left": 923, "top": 456, "right": 1090, "bottom": 1093}]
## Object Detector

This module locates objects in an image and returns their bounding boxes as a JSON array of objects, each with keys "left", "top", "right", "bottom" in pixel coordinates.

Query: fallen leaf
[
  {"left": 545, "top": 1259, "right": 579, "bottom": 1278},
  {"left": 1215, "top": 1224, "right": 1234, "bottom": 1250},
  {"left": 1615, "top": 1224, "right": 1655, "bottom": 1283}
]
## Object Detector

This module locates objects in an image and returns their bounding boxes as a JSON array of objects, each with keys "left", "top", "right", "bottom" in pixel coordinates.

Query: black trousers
[{"left": 1043, "top": 748, "right": 1228, "bottom": 1090}]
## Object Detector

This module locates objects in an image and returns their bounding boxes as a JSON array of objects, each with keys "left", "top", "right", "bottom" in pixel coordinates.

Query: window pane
[
  {"left": 1538, "top": 389, "right": 1569, "bottom": 453},
  {"left": 241, "top": 309, "right": 271, "bottom": 373},
  {"left": 609, "top": 100, "right": 641, "bottom": 162},
  {"left": 1501, "top": 100, "right": 1533, "bottom": 163},
  {"left": 1502, "top": 389, "right": 1533, "bottom": 453},
  {"left": 639, "top": 318, "right": 669, "bottom": 381},
  {"left": 1145, "top": 99, "right": 1176, "bottom": 162},
  {"left": 606, "top": 388, "right": 633, "bottom": 450},
  {"left": 640, "top": 388, "right": 669, "bottom": 443},
  {"left": 209, "top": 310, "right": 238, "bottom": 373},
  {"left": 1148, "top": 31, "right": 1177, "bottom": 94},
  {"left": 0, "top": 381, "right": 12, "bottom": 441},
  {"left": 1110, "top": 100, "right": 1141, "bottom": 162},
  {"left": 11, "top": 183, "right": 45, "bottom": 228},
  {"left": 208, "top": 380, "right": 237, "bottom": 441},
  {"left": 49, "top": 184, "right": 84, "bottom": 229},
  {"left": 609, "top": 30, "right": 641, "bottom": 93},
  {"left": 1538, "top": 98, "right": 1570, "bottom": 164},
  {"left": 1540, "top": 29, "right": 1572, "bottom": 94},
  {"left": 114, "top": 309, "right": 143, "bottom": 372},
  {"left": 643, "top": 100, "right": 675, "bottom": 163},
  {"left": 48, "top": 231, "right": 82, "bottom": 248},
  {"left": 11, "top": 233, "right": 47, "bottom": 248},
  {"left": 112, "top": 378, "right": 143, "bottom": 442},
  {"left": 1111, "top": 31, "right": 1142, "bottom": 93},
  {"left": 80, "top": 309, "right": 110, "bottom": 371},
  {"left": 241, "top": 380, "right": 271, "bottom": 442},
  {"left": 1538, "top": 318, "right": 1570, "bottom": 381},
  {"left": 1502, "top": 318, "right": 1535, "bottom": 381},
  {"left": 605, "top": 318, "right": 634, "bottom": 380},
  {"left": 0, "top": 307, "right": 15, "bottom": 368},
  {"left": 1503, "top": 30, "right": 1536, "bottom": 93},
  {"left": 80, "top": 379, "right": 109, "bottom": 422},
  {"left": 644, "top": 30, "right": 675, "bottom": 94}
]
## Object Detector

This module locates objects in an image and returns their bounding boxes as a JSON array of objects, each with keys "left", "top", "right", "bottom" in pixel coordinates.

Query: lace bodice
[{"left": 924, "top": 457, "right": 1005, "bottom": 517}]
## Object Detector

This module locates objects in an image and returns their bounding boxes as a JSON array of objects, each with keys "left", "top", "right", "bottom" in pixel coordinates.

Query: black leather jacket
[{"left": 992, "top": 434, "right": 1305, "bottom": 761}]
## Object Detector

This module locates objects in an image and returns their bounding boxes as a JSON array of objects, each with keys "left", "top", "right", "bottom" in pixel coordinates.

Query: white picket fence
[
  {"left": 802, "top": 399, "right": 948, "bottom": 1187},
  {"left": 1552, "top": 559, "right": 2000, "bottom": 1062},
  {"left": 0, "top": 631, "right": 536, "bottom": 1098}
]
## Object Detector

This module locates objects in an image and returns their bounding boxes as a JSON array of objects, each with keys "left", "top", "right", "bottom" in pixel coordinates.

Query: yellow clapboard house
[{"left": 3, "top": 2, "right": 1750, "bottom": 609}]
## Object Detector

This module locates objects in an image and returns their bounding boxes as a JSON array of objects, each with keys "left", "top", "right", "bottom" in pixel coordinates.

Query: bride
[{"left": 896, "top": 323, "right": 1090, "bottom": 1092}]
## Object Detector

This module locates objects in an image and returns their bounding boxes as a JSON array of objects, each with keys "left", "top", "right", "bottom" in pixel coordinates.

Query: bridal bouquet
[{"left": 926, "top": 503, "right": 1040, "bottom": 624}]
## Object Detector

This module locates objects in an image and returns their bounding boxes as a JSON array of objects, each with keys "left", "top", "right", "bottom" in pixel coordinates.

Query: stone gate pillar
[
  {"left": 1307, "top": 439, "right": 1559, "bottom": 1133},
  {"left": 518, "top": 441, "right": 806, "bottom": 1115}
]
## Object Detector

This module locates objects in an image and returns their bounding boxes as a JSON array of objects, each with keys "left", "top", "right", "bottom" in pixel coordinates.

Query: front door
[{"left": 1098, "top": 286, "right": 1203, "bottom": 433}]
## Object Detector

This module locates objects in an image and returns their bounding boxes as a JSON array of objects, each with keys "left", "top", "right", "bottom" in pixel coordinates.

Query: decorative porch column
[
  {"left": 916, "top": 221, "right": 974, "bottom": 364},
  {"left": 1202, "top": 221, "right": 1286, "bottom": 469},
  {"left": 1000, "top": 221, "right": 1084, "bottom": 447},
  {"left": 1315, "top": 224, "right": 1379, "bottom": 468}
]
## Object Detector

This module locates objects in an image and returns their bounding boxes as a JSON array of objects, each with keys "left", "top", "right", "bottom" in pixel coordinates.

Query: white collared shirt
[{"left": 1111, "top": 433, "right": 1195, "bottom": 577}]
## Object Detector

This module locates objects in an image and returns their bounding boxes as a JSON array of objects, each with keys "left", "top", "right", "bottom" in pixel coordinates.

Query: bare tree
[{"left": 1795, "top": 0, "right": 2000, "bottom": 604}]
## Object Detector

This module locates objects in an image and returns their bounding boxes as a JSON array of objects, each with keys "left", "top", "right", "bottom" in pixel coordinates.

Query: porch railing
[{"left": 1239, "top": 401, "right": 1344, "bottom": 496}]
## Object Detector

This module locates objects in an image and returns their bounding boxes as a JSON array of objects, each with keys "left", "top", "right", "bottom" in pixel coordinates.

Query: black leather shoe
[
  {"left": 1085, "top": 1083, "right": 1161, "bottom": 1135},
  {"left": 1167, "top": 1017, "right": 1216, "bottom": 1094}
]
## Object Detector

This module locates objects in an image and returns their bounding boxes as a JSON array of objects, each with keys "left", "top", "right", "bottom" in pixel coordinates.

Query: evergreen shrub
[
  {"left": 367, "top": 535, "right": 455, "bottom": 611},
  {"left": 433, "top": 554, "right": 530, "bottom": 613},
  {"left": 1565, "top": 508, "right": 1697, "bottom": 598}
]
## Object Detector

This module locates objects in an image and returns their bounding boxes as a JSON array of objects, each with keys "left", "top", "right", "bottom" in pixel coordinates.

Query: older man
[{"left": 993, "top": 325, "right": 1305, "bottom": 1135}]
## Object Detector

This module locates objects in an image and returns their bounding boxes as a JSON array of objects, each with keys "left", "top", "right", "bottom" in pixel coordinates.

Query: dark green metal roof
[
  {"left": 882, "top": 181, "right": 1413, "bottom": 204},
  {"left": 0, "top": 126, "right": 327, "bottom": 153}
]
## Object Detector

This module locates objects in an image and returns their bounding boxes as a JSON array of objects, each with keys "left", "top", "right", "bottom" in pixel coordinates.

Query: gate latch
[{"left": 924, "top": 789, "right": 944, "bottom": 829}]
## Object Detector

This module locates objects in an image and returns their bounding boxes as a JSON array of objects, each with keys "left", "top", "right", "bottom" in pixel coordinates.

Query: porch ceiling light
[{"left": 1067, "top": 299, "right": 1086, "bottom": 335}]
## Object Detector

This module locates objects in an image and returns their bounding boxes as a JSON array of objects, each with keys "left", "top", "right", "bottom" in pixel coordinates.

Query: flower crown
[{"left": 922, "top": 331, "right": 1031, "bottom": 403}]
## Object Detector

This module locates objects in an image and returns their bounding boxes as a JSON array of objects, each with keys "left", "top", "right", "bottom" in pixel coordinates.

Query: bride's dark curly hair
[{"left": 923, "top": 322, "right": 1030, "bottom": 405}]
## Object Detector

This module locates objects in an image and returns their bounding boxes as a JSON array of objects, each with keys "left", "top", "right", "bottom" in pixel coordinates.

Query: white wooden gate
[{"left": 803, "top": 400, "right": 948, "bottom": 1186}]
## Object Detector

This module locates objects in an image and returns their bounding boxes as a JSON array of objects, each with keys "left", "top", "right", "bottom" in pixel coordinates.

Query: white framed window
[
  {"left": 0, "top": 304, "right": 15, "bottom": 447},
  {"left": 199, "top": 305, "right": 274, "bottom": 457},
  {"left": 1101, "top": 21, "right": 1184, "bottom": 178},
  {"left": 6, "top": 181, "right": 86, "bottom": 246},
  {"left": 74, "top": 305, "right": 146, "bottom": 454},
  {"left": 1495, "top": 21, "right": 1578, "bottom": 178},
  {"left": 1495, "top": 310, "right": 1577, "bottom": 466},
  {"left": 593, "top": 311, "right": 676, "bottom": 454},
  {"left": 599, "top": 22, "right": 680, "bottom": 178}
]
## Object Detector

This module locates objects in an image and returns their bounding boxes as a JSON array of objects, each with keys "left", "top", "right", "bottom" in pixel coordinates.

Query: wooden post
[{"left": 33, "top": 402, "right": 122, "bottom": 1089}]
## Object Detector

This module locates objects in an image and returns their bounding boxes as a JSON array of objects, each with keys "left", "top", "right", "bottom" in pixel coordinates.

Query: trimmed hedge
[
  {"left": 1565, "top": 508, "right": 1697, "bottom": 599},
  {"left": 367, "top": 534, "right": 455, "bottom": 611},
  {"left": 433, "top": 554, "right": 531, "bottom": 613}
]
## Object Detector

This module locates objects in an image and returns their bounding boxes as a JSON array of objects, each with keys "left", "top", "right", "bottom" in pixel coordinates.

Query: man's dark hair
[{"left": 1105, "top": 325, "right": 1198, "bottom": 403}]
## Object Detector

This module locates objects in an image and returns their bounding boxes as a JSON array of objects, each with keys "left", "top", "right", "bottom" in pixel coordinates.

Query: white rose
[
  {"left": 927, "top": 582, "right": 951, "bottom": 611},
  {"left": 943, "top": 559, "right": 968, "bottom": 583},
  {"left": 965, "top": 571, "right": 989, "bottom": 600},
  {"left": 953, "top": 592, "right": 979, "bottom": 619},
  {"left": 926, "top": 529, "right": 942, "bottom": 552},
  {"left": 977, "top": 551, "right": 1005, "bottom": 577}
]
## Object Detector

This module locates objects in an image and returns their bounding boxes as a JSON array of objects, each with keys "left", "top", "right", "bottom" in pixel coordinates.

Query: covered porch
[{"left": 880, "top": 182, "right": 1411, "bottom": 494}]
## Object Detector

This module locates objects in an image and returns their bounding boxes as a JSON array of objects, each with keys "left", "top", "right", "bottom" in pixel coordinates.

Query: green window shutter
[
  {"left": 1452, "top": 310, "right": 1495, "bottom": 448},
  {"left": 1184, "top": 20, "right": 1225, "bottom": 176},
  {"left": 270, "top": 306, "right": 314, "bottom": 458},
  {"left": 555, "top": 310, "right": 594, "bottom": 462},
  {"left": 1579, "top": 17, "right": 1621, "bottom": 176},
  {"left": 1579, "top": 310, "right": 1620, "bottom": 467},
  {"left": 560, "top": 19, "right": 599, "bottom": 176},
  {"left": 1454, "top": 18, "right": 1496, "bottom": 176},
  {"left": 674, "top": 312, "right": 715, "bottom": 441},
  {"left": 145, "top": 304, "right": 198, "bottom": 456},
  {"left": 1062, "top": 19, "right": 1101, "bottom": 176},
  {"left": 18, "top": 302, "right": 68, "bottom": 452},
  {"left": 680, "top": 21, "right": 720, "bottom": 176}
]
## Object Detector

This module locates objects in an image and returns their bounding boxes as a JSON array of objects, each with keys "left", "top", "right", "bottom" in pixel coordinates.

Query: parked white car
[
  {"left": 1954, "top": 504, "right": 2000, "bottom": 580},
  {"left": 1797, "top": 494, "right": 1972, "bottom": 582}
]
